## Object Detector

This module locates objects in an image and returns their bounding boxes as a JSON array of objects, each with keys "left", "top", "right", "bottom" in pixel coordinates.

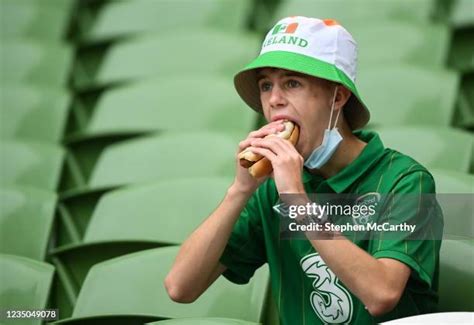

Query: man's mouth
[{"left": 271, "top": 115, "right": 299, "bottom": 128}]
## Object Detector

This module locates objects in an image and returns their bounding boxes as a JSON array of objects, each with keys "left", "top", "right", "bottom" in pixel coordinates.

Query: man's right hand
[{"left": 231, "top": 120, "right": 285, "bottom": 194}]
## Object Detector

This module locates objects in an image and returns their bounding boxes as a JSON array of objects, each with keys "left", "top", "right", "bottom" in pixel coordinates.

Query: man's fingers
[
  {"left": 247, "top": 146, "right": 277, "bottom": 163},
  {"left": 251, "top": 136, "right": 293, "bottom": 154},
  {"left": 237, "top": 121, "right": 285, "bottom": 154},
  {"left": 248, "top": 121, "right": 285, "bottom": 139}
]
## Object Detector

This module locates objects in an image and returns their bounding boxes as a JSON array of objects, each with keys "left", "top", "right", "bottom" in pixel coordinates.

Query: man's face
[{"left": 257, "top": 68, "right": 335, "bottom": 160}]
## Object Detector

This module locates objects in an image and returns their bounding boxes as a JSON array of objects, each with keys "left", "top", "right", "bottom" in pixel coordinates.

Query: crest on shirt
[{"left": 352, "top": 192, "right": 381, "bottom": 225}]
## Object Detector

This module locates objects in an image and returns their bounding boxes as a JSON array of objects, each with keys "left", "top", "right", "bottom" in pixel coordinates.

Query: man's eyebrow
[
  {"left": 256, "top": 73, "right": 267, "bottom": 82},
  {"left": 282, "top": 71, "right": 306, "bottom": 78},
  {"left": 256, "top": 70, "right": 306, "bottom": 82}
]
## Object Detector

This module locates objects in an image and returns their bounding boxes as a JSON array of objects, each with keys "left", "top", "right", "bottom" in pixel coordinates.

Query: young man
[{"left": 165, "top": 16, "right": 443, "bottom": 324}]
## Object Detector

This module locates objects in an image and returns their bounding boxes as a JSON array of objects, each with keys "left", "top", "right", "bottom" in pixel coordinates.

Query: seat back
[
  {"left": 358, "top": 65, "right": 459, "bottom": 127},
  {"left": 72, "top": 30, "right": 259, "bottom": 90},
  {"left": 431, "top": 169, "right": 474, "bottom": 239},
  {"left": 86, "top": 132, "right": 237, "bottom": 190},
  {"left": 71, "top": 247, "right": 269, "bottom": 322},
  {"left": 68, "top": 76, "right": 256, "bottom": 139},
  {"left": 0, "top": 254, "right": 55, "bottom": 314},
  {"left": 0, "top": 185, "right": 57, "bottom": 260},
  {"left": 0, "top": 139, "right": 64, "bottom": 190},
  {"left": 84, "top": 177, "right": 232, "bottom": 243},
  {"left": 1, "top": 40, "right": 72, "bottom": 86},
  {"left": 77, "top": 0, "right": 253, "bottom": 44},
  {"left": 373, "top": 126, "right": 474, "bottom": 173},
  {"left": 0, "top": 84, "right": 70, "bottom": 142},
  {"left": 0, "top": 0, "right": 72, "bottom": 41}
]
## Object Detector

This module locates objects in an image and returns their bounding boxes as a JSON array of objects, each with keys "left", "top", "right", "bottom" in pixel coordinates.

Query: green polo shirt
[{"left": 220, "top": 130, "right": 443, "bottom": 324}]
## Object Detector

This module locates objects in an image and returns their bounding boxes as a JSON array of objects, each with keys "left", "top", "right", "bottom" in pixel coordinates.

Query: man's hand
[
  {"left": 247, "top": 132, "right": 305, "bottom": 194},
  {"left": 231, "top": 120, "right": 286, "bottom": 194}
]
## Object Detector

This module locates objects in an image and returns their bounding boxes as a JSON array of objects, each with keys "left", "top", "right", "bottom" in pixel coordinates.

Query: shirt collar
[{"left": 302, "top": 130, "right": 385, "bottom": 193}]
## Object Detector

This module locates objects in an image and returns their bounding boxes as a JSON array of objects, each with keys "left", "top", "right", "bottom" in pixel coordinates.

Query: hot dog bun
[{"left": 238, "top": 120, "right": 300, "bottom": 178}]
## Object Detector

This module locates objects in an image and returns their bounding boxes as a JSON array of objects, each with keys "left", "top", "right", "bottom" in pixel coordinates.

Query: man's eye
[
  {"left": 260, "top": 82, "right": 272, "bottom": 92},
  {"left": 287, "top": 79, "right": 300, "bottom": 88}
]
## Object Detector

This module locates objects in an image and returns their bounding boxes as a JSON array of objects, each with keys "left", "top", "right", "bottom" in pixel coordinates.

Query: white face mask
[{"left": 304, "top": 87, "right": 343, "bottom": 169}]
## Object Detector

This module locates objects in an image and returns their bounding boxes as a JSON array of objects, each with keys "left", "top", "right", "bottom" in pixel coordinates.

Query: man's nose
[{"left": 268, "top": 86, "right": 287, "bottom": 108}]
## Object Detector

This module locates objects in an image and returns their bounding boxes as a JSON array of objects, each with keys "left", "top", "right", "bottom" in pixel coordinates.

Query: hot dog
[{"left": 238, "top": 120, "right": 300, "bottom": 178}]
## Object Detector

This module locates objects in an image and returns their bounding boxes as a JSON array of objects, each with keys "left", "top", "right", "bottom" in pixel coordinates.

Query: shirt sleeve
[
  {"left": 368, "top": 170, "right": 443, "bottom": 288},
  {"left": 219, "top": 190, "right": 267, "bottom": 284}
]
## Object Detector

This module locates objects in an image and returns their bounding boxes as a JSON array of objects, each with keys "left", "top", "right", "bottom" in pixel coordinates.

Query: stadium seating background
[{"left": 1, "top": 0, "right": 473, "bottom": 324}]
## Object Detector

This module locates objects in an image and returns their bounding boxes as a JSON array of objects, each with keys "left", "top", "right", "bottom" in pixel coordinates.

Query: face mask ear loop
[
  {"left": 333, "top": 103, "right": 342, "bottom": 130},
  {"left": 330, "top": 86, "right": 340, "bottom": 130}
]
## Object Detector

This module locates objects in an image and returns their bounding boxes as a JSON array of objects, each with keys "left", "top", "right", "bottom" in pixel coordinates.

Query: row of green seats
[
  {"left": 58, "top": 64, "right": 458, "bottom": 143},
  {"left": 1, "top": 176, "right": 472, "bottom": 322},
  {"left": 50, "top": 177, "right": 232, "bottom": 317},
  {"left": 47, "top": 170, "right": 473, "bottom": 317},
  {"left": 52, "top": 246, "right": 270, "bottom": 324},
  {"left": 60, "top": 131, "right": 238, "bottom": 193},
  {"left": 70, "top": 22, "right": 449, "bottom": 92},
  {"left": 1, "top": 170, "right": 470, "bottom": 265},
  {"left": 43, "top": 240, "right": 472, "bottom": 324},
  {"left": 73, "top": 0, "right": 254, "bottom": 45},
  {"left": 65, "top": 75, "right": 258, "bottom": 141},
  {"left": 72, "top": 29, "right": 260, "bottom": 91},
  {"left": 57, "top": 126, "right": 472, "bottom": 193}
]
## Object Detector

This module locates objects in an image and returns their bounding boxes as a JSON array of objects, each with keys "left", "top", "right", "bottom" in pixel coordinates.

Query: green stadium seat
[
  {"left": 0, "top": 254, "right": 55, "bottom": 323},
  {"left": 50, "top": 177, "right": 232, "bottom": 318},
  {"left": 0, "top": 185, "right": 56, "bottom": 260},
  {"left": 0, "top": 0, "right": 72, "bottom": 41},
  {"left": 85, "top": 176, "right": 232, "bottom": 243},
  {"left": 450, "top": 0, "right": 474, "bottom": 27},
  {"left": 277, "top": 0, "right": 435, "bottom": 23},
  {"left": 72, "top": 29, "right": 259, "bottom": 90},
  {"left": 430, "top": 169, "right": 474, "bottom": 239},
  {"left": 438, "top": 240, "right": 474, "bottom": 311},
  {"left": 1, "top": 39, "right": 72, "bottom": 87},
  {"left": 62, "top": 131, "right": 237, "bottom": 192},
  {"left": 357, "top": 65, "right": 459, "bottom": 127},
  {"left": 0, "top": 139, "right": 64, "bottom": 190},
  {"left": 431, "top": 169, "right": 474, "bottom": 193},
  {"left": 147, "top": 318, "right": 259, "bottom": 325},
  {"left": 371, "top": 126, "right": 474, "bottom": 173},
  {"left": 0, "top": 84, "right": 70, "bottom": 142},
  {"left": 55, "top": 247, "right": 269, "bottom": 324},
  {"left": 354, "top": 22, "right": 449, "bottom": 67},
  {"left": 77, "top": 0, "right": 253, "bottom": 44},
  {"left": 66, "top": 76, "right": 257, "bottom": 141}
]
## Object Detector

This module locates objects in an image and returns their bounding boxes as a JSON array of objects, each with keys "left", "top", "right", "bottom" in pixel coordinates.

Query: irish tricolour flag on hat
[{"left": 234, "top": 16, "right": 370, "bottom": 130}]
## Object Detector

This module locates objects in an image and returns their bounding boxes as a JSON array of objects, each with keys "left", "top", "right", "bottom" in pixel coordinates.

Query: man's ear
[{"left": 336, "top": 86, "right": 352, "bottom": 110}]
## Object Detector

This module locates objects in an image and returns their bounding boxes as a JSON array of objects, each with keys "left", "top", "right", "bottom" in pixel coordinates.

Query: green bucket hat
[{"left": 234, "top": 16, "right": 370, "bottom": 130}]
